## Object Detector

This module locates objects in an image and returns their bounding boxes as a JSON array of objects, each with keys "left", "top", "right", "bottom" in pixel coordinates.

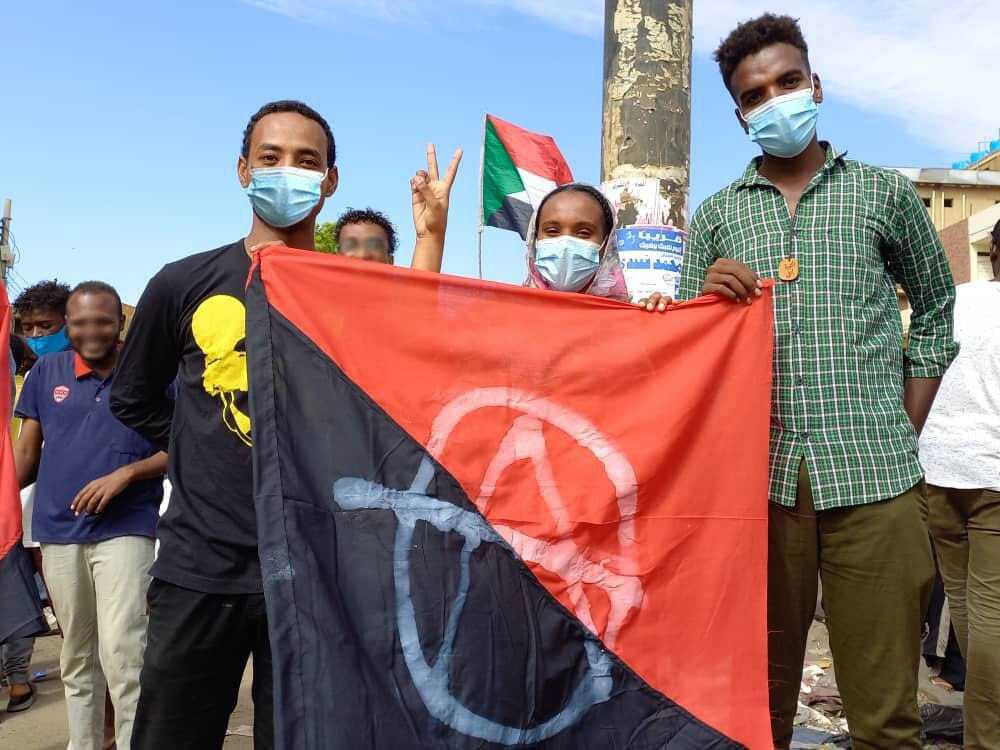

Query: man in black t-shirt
[{"left": 111, "top": 100, "right": 460, "bottom": 749}]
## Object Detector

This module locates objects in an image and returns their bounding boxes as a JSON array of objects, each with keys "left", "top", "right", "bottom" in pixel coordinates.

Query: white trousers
[{"left": 42, "top": 536, "right": 153, "bottom": 750}]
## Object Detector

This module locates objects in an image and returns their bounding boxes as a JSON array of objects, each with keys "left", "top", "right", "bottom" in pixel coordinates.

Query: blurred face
[
  {"left": 729, "top": 42, "right": 823, "bottom": 128},
  {"left": 536, "top": 191, "right": 608, "bottom": 250},
  {"left": 339, "top": 223, "right": 392, "bottom": 263},
  {"left": 66, "top": 292, "right": 124, "bottom": 363},
  {"left": 20, "top": 308, "right": 64, "bottom": 339},
  {"left": 237, "top": 111, "right": 339, "bottom": 224}
]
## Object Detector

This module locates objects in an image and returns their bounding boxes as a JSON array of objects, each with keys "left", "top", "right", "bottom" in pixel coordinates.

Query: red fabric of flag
[
  {"left": 252, "top": 248, "right": 774, "bottom": 748},
  {"left": 0, "top": 285, "right": 22, "bottom": 560}
]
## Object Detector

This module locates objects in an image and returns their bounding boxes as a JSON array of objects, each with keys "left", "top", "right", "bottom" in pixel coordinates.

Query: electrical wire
[{"left": 10, "top": 268, "right": 29, "bottom": 288}]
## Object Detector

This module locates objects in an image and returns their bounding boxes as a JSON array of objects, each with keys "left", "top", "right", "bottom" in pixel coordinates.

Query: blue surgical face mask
[
  {"left": 742, "top": 85, "right": 819, "bottom": 158},
  {"left": 245, "top": 166, "right": 327, "bottom": 229},
  {"left": 27, "top": 326, "right": 71, "bottom": 357},
  {"left": 534, "top": 236, "right": 602, "bottom": 292}
]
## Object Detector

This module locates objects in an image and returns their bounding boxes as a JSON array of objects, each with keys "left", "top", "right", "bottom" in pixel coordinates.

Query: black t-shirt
[{"left": 111, "top": 240, "right": 260, "bottom": 593}]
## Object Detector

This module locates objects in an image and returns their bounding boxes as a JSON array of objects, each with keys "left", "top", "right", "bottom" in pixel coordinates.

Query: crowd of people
[{"left": 2, "top": 11, "right": 998, "bottom": 750}]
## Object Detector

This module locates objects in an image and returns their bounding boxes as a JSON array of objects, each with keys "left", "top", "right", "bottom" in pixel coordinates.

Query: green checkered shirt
[{"left": 679, "top": 144, "right": 958, "bottom": 511}]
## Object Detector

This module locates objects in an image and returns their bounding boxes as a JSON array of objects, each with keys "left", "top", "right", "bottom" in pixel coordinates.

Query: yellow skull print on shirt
[{"left": 192, "top": 294, "right": 252, "bottom": 446}]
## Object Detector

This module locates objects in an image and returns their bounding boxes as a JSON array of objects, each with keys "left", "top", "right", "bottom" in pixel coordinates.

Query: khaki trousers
[
  {"left": 768, "top": 463, "right": 934, "bottom": 749},
  {"left": 41, "top": 536, "right": 153, "bottom": 750},
  {"left": 925, "top": 485, "right": 1000, "bottom": 750}
]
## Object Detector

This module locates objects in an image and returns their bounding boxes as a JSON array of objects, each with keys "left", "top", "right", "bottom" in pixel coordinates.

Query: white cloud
[
  {"left": 694, "top": 0, "right": 997, "bottom": 154},
  {"left": 499, "top": 1, "right": 603, "bottom": 34},
  {"left": 242, "top": 0, "right": 602, "bottom": 32},
  {"left": 243, "top": 0, "right": 997, "bottom": 154}
]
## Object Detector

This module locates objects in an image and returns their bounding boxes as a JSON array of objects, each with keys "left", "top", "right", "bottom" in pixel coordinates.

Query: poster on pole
[
  {"left": 601, "top": 177, "right": 669, "bottom": 228},
  {"left": 601, "top": 178, "right": 686, "bottom": 302},
  {"left": 615, "top": 225, "right": 685, "bottom": 301}
]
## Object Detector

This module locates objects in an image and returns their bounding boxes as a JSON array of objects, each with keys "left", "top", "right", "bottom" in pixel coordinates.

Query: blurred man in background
[{"left": 15, "top": 282, "right": 166, "bottom": 750}]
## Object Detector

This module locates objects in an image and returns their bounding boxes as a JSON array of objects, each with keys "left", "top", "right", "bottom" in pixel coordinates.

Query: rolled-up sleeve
[{"left": 885, "top": 175, "right": 959, "bottom": 378}]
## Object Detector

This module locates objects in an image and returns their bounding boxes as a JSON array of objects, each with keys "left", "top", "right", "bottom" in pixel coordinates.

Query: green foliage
[{"left": 315, "top": 222, "right": 338, "bottom": 254}]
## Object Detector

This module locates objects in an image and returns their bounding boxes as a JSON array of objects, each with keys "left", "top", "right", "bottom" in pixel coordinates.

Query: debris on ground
[
  {"left": 804, "top": 686, "right": 844, "bottom": 715},
  {"left": 789, "top": 619, "right": 966, "bottom": 749},
  {"left": 791, "top": 726, "right": 843, "bottom": 748},
  {"left": 796, "top": 700, "right": 847, "bottom": 733},
  {"left": 920, "top": 703, "right": 963, "bottom": 745}
]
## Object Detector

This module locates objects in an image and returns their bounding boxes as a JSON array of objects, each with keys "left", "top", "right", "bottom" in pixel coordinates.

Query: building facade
[
  {"left": 890, "top": 167, "right": 1000, "bottom": 239},
  {"left": 890, "top": 166, "right": 1000, "bottom": 285}
]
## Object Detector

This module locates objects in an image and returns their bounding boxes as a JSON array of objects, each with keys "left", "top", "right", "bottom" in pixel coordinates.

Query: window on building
[
  {"left": 977, "top": 254, "right": 993, "bottom": 281},
  {"left": 922, "top": 197, "right": 931, "bottom": 208},
  {"left": 944, "top": 198, "right": 954, "bottom": 208}
]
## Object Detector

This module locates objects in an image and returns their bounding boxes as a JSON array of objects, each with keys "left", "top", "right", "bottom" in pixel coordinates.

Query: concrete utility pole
[
  {"left": 0, "top": 199, "right": 12, "bottom": 283},
  {"left": 602, "top": 0, "right": 693, "bottom": 230}
]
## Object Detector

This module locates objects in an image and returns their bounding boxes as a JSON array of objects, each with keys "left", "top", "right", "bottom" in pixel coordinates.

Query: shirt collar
[
  {"left": 74, "top": 346, "right": 122, "bottom": 380},
  {"left": 73, "top": 352, "right": 93, "bottom": 380},
  {"left": 736, "top": 141, "right": 847, "bottom": 190}
]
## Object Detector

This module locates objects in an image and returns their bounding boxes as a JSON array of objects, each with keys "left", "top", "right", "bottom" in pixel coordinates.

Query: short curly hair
[
  {"left": 714, "top": 13, "right": 809, "bottom": 93},
  {"left": 70, "top": 280, "right": 123, "bottom": 316},
  {"left": 13, "top": 279, "right": 71, "bottom": 317},
  {"left": 334, "top": 208, "right": 398, "bottom": 258},
  {"left": 242, "top": 100, "right": 336, "bottom": 168}
]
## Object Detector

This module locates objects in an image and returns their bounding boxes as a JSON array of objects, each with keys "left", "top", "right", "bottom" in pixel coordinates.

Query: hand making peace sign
[{"left": 411, "top": 144, "right": 463, "bottom": 239}]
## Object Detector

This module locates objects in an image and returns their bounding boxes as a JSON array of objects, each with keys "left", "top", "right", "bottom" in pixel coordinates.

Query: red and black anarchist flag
[
  {"left": 246, "top": 247, "right": 774, "bottom": 749},
  {"left": 0, "top": 284, "right": 46, "bottom": 644},
  {"left": 0, "top": 284, "right": 20, "bottom": 562}
]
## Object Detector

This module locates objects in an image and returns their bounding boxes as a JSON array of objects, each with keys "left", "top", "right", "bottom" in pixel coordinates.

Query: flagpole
[{"left": 477, "top": 113, "right": 487, "bottom": 280}]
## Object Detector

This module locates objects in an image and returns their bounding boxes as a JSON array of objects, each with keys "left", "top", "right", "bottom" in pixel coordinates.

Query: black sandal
[{"left": 6, "top": 683, "right": 35, "bottom": 713}]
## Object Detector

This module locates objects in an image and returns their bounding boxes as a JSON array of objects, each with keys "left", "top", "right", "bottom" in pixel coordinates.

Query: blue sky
[{"left": 2, "top": 0, "right": 987, "bottom": 304}]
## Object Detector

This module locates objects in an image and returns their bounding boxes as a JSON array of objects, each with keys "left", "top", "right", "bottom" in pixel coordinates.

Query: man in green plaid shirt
[{"left": 679, "top": 15, "right": 957, "bottom": 750}]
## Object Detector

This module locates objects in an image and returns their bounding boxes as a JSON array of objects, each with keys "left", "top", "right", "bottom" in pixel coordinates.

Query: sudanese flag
[
  {"left": 481, "top": 114, "right": 574, "bottom": 239},
  {"left": 246, "top": 247, "right": 774, "bottom": 749}
]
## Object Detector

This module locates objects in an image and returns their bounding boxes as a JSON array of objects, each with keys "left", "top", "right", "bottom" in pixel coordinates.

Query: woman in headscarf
[{"left": 524, "top": 184, "right": 671, "bottom": 312}]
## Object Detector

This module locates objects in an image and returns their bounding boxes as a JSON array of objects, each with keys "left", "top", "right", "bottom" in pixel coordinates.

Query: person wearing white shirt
[{"left": 920, "top": 218, "right": 1000, "bottom": 750}]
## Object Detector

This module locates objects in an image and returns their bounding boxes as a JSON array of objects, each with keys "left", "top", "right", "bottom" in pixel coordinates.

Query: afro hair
[
  {"left": 714, "top": 13, "right": 809, "bottom": 93},
  {"left": 13, "top": 279, "right": 71, "bottom": 317}
]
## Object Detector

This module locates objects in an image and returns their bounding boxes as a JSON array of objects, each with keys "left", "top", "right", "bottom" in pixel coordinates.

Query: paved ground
[{"left": 0, "top": 634, "right": 255, "bottom": 749}]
